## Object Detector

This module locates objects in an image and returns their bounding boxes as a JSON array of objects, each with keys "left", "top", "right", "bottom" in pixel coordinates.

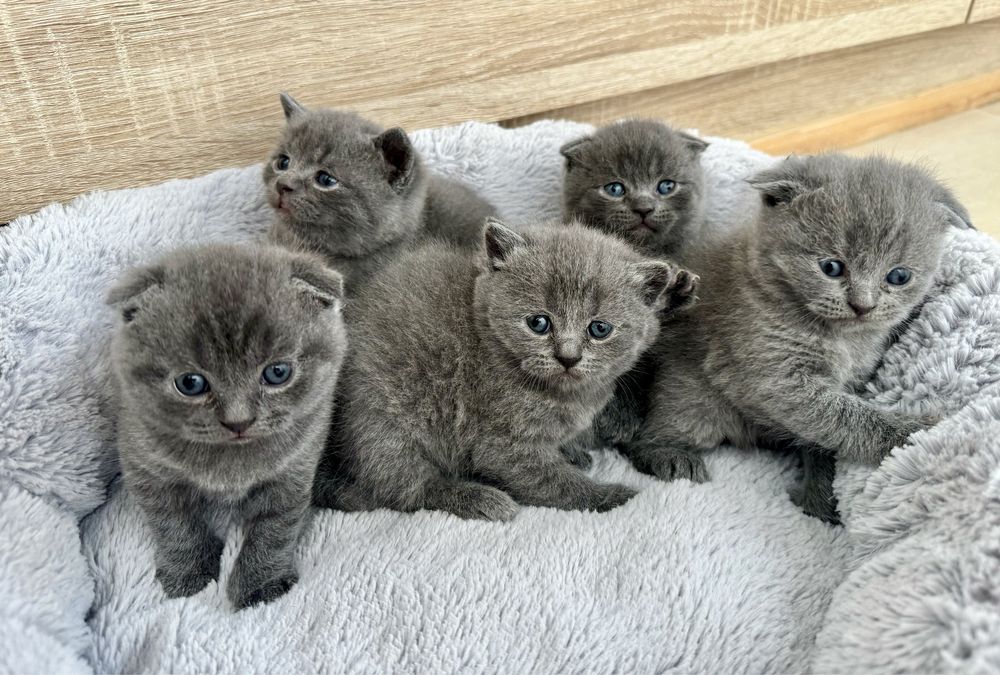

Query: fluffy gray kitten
[
  {"left": 628, "top": 154, "right": 972, "bottom": 522},
  {"left": 323, "top": 220, "right": 698, "bottom": 520},
  {"left": 108, "top": 244, "right": 347, "bottom": 609},
  {"left": 560, "top": 119, "right": 708, "bottom": 260},
  {"left": 263, "top": 93, "right": 497, "bottom": 292},
  {"left": 558, "top": 119, "right": 707, "bottom": 468}
]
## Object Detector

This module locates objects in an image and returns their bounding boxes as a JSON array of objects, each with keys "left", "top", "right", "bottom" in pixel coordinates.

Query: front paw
[
  {"left": 229, "top": 572, "right": 299, "bottom": 610},
  {"left": 560, "top": 443, "right": 593, "bottom": 469},
  {"left": 651, "top": 447, "right": 709, "bottom": 483},
  {"left": 444, "top": 483, "right": 520, "bottom": 522},
  {"left": 156, "top": 560, "right": 219, "bottom": 598},
  {"left": 586, "top": 483, "right": 638, "bottom": 512}
]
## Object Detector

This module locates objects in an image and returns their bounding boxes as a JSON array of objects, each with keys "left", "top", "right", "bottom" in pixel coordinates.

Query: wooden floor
[{"left": 846, "top": 102, "right": 1000, "bottom": 237}]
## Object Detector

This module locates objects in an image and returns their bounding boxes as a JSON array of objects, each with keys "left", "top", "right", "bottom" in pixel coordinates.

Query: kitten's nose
[
  {"left": 848, "top": 301, "right": 875, "bottom": 317},
  {"left": 221, "top": 418, "right": 257, "bottom": 434},
  {"left": 277, "top": 181, "right": 294, "bottom": 194},
  {"left": 633, "top": 207, "right": 653, "bottom": 218},
  {"left": 556, "top": 354, "right": 582, "bottom": 370}
]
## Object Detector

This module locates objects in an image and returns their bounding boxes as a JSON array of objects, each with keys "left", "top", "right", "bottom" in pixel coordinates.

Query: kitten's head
[
  {"left": 262, "top": 93, "right": 427, "bottom": 258},
  {"left": 748, "top": 154, "right": 972, "bottom": 332},
  {"left": 560, "top": 119, "right": 708, "bottom": 256},
  {"left": 108, "top": 244, "right": 347, "bottom": 454},
  {"left": 474, "top": 218, "right": 698, "bottom": 393}
]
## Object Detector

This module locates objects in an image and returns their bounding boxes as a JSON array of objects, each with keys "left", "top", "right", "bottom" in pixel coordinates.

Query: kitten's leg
[
  {"left": 789, "top": 449, "right": 840, "bottom": 525},
  {"left": 227, "top": 478, "right": 309, "bottom": 610},
  {"left": 559, "top": 428, "right": 595, "bottom": 469},
  {"left": 618, "top": 439, "right": 710, "bottom": 483},
  {"left": 476, "top": 444, "right": 637, "bottom": 513},
  {"left": 132, "top": 482, "right": 223, "bottom": 598}
]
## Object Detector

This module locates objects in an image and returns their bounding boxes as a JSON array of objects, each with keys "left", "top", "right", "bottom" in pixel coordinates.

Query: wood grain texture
[
  {"left": 505, "top": 20, "right": 1000, "bottom": 146},
  {"left": 969, "top": 0, "right": 1000, "bottom": 21},
  {"left": 0, "top": 0, "right": 973, "bottom": 222}
]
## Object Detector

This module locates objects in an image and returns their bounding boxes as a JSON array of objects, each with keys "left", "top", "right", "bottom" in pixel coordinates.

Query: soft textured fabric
[{"left": 0, "top": 119, "right": 997, "bottom": 674}]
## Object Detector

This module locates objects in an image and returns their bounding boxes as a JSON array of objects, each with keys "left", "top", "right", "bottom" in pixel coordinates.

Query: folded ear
[
  {"left": 483, "top": 218, "right": 527, "bottom": 271},
  {"left": 559, "top": 136, "right": 592, "bottom": 170},
  {"left": 106, "top": 264, "right": 166, "bottom": 323},
  {"left": 747, "top": 160, "right": 812, "bottom": 208},
  {"left": 631, "top": 261, "right": 699, "bottom": 313},
  {"left": 290, "top": 257, "right": 345, "bottom": 310},
  {"left": 936, "top": 195, "right": 974, "bottom": 230},
  {"left": 678, "top": 131, "right": 709, "bottom": 157},
  {"left": 279, "top": 92, "right": 307, "bottom": 120},
  {"left": 373, "top": 127, "right": 416, "bottom": 190}
]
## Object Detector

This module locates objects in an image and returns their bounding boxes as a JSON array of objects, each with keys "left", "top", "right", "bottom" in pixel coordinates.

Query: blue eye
[
  {"left": 175, "top": 373, "right": 209, "bottom": 396},
  {"left": 262, "top": 362, "right": 293, "bottom": 385},
  {"left": 820, "top": 259, "right": 845, "bottom": 278},
  {"left": 588, "top": 320, "right": 613, "bottom": 339},
  {"left": 603, "top": 182, "right": 626, "bottom": 198},
  {"left": 527, "top": 314, "right": 551, "bottom": 334},
  {"left": 656, "top": 180, "right": 676, "bottom": 195},
  {"left": 886, "top": 267, "right": 912, "bottom": 286},
  {"left": 275, "top": 155, "right": 290, "bottom": 171},
  {"left": 315, "top": 171, "right": 338, "bottom": 188}
]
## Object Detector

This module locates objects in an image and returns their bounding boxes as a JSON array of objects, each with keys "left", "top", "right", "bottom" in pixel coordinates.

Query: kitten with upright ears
[
  {"left": 560, "top": 119, "right": 709, "bottom": 261},
  {"left": 108, "top": 244, "right": 347, "bottom": 609},
  {"left": 263, "top": 93, "right": 498, "bottom": 292},
  {"left": 626, "top": 154, "right": 972, "bottom": 522},
  {"left": 319, "top": 220, "right": 698, "bottom": 520}
]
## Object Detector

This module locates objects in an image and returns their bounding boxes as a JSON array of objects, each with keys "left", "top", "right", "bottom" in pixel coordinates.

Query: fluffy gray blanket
[{"left": 1, "top": 120, "right": 997, "bottom": 674}]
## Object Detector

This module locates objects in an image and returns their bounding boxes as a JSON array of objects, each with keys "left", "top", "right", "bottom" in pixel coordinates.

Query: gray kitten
[
  {"left": 627, "top": 154, "right": 972, "bottom": 522},
  {"left": 558, "top": 119, "right": 707, "bottom": 468},
  {"left": 560, "top": 119, "right": 708, "bottom": 260},
  {"left": 322, "top": 220, "right": 698, "bottom": 520},
  {"left": 108, "top": 244, "right": 347, "bottom": 609},
  {"left": 263, "top": 93, "right": 497, "bottom": 292}
]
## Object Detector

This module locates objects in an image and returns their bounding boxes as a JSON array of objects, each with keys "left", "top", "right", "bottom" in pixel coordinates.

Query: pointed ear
[
  {"left": 373, "top": 127, "right": 416, "bottom": 190},
  {"left": 106, "top": 264, "right": 166, "bottom": 323},
  {"left": 290, "top": 257, "right": 344, "bottom": 310},
  {"left": 678, "top": 131, "right": 709, "bottom": 157},
  {"left": 631, "top": 261, "right": 699, "bottom": 312},
  {"left": 279, "top": 92, "right": 307, "bottom": 120},
  {"left": 559, "top": 136, "right": 592, "bottom": 170},
  {"left": 483, "top": 218, "right": 527, "bottom": 271},
  {"left": 936, "top": 197, "right": 974, "bottom": 230}
]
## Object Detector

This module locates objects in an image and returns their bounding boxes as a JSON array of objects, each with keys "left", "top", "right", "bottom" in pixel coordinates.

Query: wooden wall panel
[
  {"left": 505, "top": 20, "right": 1000, "bottom": 150},
  {"left": 969, "top": 0, "right": 1000, "bottom": 21},
  {"left": 0, "top": 0, "right": 973, "bottom": 222}
]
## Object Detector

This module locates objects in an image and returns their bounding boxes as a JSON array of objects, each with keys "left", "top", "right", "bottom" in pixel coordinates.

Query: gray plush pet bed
[{"left": 1, "top": 120, "right": 998, "bottom": 674}]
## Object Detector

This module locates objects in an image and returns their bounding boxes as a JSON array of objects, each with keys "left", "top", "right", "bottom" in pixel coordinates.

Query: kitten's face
[
  {"left": 750, "top": 155, "right": 970, "bottom": 332},
  {"left": 475, "top": 222, "right": 693, "bottom": 393},
  {"left": 262, "top": 95, "right": 425, "bottom": 258},
  {"left": 110, "top": 245, "right": 346, "bottom": 453},
  {"left": 561, "top": 120, "right": 707, "bottom": 256}
]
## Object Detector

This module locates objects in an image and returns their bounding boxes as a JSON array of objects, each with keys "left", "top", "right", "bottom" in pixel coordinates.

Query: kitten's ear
[
  {"left": 374, "top": 127, "right": 416, "bottom": 190},
  {"left": 483, "top": 218, "right": 527, "bottom": 271},
  {"left": 559, "top": 136, "right": 592, "bottom": 170},
  {"left": 631, "top": 261, "right": 699, "bottom": 312},
  {"left": 678, "top": 131, "right": 709, "bottom": 157},
  {"left": 105, "top": 264, "right": 166, "bottom": 323},
  {"left": 279, "top": 92, "right": 307, "bottom": 120},
  {"left": 290, "top": 257, "right": 345, "bottom": 310},
  {"left": 936, "top": 197, "right": 974, "bottom": 230},
  {"left": 747, "top": 164, "right": 809, "bottom": 208}
]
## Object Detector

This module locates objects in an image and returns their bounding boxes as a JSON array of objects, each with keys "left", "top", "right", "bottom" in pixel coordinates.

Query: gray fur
[
  {"left": 560, "top": 119, "right": 708, "bottom": 260},
  {"left": 108, "top": 244, "right": 347, "bottom": 609},
  {"left": 264, "top": 93, "right": 497, "bottom": 292},
  {"left": 632, "top": 154, "right": 969, "bottom": 522},
  {"left": 324, "top": 220, "right": 698, "bottom": 520}
]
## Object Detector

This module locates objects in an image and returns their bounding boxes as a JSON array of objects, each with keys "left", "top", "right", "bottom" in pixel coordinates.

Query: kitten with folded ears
[
  {"left": 625, "top": 154, "right": 972, "bottom": 522},
  {"left": 263, "top": 93, "right": 498, "bottom": 293},
  {"left": 318, "top": 219, "right": 698, "bottom": 520},
  {"left": 108, "top": 244, "right": 347, "bottom": 609}
]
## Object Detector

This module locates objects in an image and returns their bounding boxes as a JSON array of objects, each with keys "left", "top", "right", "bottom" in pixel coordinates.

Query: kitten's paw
[
  {"left": 230, "top": 573, "right": 299, "bottom": 610},
  {"left": 651, "top": 448, "right": 710, "bottom": 483},
  {"left": 156, "top": 564, "right": 218, "bottom": 599},
  {"left": 586, "top": 483, "right": 638, "bottom": 512},
  {"left": 789, "top": 485, "right": 841, "bottom": 525},
  {"left": 664, "top": 268, "right": 700, "bottom": 315},
  {"left": 441, "top": 483, "right": 519, "bottom": 522},
  {"left": 560, "top": 443, "right": 593, "bottom": 469}
]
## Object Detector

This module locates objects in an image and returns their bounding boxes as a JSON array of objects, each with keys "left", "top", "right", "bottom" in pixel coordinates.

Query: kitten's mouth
[
  {"left": 632, "top": 219, "right": 657, "bottom": 233},
  {"left": 277, "top": 193, "right": 293, "bottom": 213}
]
